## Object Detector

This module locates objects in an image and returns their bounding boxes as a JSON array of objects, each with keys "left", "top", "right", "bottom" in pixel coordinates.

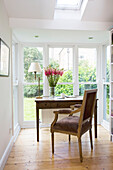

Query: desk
[{"left": 35, "top": 97, "right": 97, "bottom": 142}]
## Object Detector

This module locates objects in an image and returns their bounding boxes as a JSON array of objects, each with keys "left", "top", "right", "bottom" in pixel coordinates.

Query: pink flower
[
  {"left": 47, "top": 69, "right": 52, "bottom": 75},
  {"left": 60, "top": 71, "right": 63, "bottom": 76},
  {"left": 44, "top": 65, "right": 64, "bottom": 87},
  {"left": 52, "top": 69, "right": 54, "bottom": 74},
  {"left": 56, "top": 70, "right": 59, "bottom": 75},
  {"left": 52, "top": 69, "right": 55, "bottom": 75},
  {"left": 45, "top": 70, "right": 48, "bottom": 76},
  {"left": 45, "top": 69, "right": 52, "bottom": 76},
  {"left": 58, "top": 70, "right": 61, "bottom": 75},
  {"left": 54, "top": 69, "right": 57, "bottom": 75}
]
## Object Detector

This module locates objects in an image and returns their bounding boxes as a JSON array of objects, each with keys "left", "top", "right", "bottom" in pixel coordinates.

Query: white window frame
[
  {"left": 12, "top": 42, "right": 20, "bottom": 134},
  {"left": 77, "top": 45, "right": 101, "bottom": 125},
  {"left": 78, "top": 45, "right": 99, "bottom": 86},
  {"left": 21, "top": 44, "right": 45, "bottom": 127},
  {"left": 56, "top": 0, "right": 83, "bottom": 10},
  {"left": 18, "top": 43, "right": 102, "bottom": 128},
  {"left": 47, "top": 44, "right": 78, "bottom": 96},
  {"left": 101, "top": 45, "right": 110, "bottom": 131}
]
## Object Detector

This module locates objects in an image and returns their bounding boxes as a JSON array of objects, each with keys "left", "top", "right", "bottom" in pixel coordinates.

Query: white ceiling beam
[
  {"left": 9, "top": 18, "right": 113, "bottom": 31},
  {"left": 80, "top": 0, "right": 89, "bottom": 20}
]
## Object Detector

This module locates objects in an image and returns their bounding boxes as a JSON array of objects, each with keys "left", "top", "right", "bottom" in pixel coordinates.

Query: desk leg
[
  {"left": 36, "top": 107, "right": 39, "bottom": 142},
  {"left": 94, "top": 101, "right": 97, "bottom": 138}
]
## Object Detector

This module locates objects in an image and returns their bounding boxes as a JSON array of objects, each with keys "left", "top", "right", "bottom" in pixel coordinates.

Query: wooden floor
[{"left": 4, "top": 126, "right": 113, "bottom": 170}]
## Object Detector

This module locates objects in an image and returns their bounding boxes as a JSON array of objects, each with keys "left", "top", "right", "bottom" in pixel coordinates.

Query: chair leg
[
  {"left": 78, "top": 137, "right": 83, "bottom": 162},
  {"left": 52, "top": 133, "right": 54, "bottom": 154},
  {"left": 89, "top": 129, "right": 93, "bottom": 150},
  {"left": 69, "top": 135, "right": 71, "bottom": 142}
]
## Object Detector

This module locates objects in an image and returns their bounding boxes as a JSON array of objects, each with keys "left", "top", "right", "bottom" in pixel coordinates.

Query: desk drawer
[{"left": 36, "top": 101, "right": 82, "bottom": 109}]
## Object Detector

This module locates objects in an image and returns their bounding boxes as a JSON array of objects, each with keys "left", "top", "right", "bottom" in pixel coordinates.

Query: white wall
[{"left": 0, "top": 0, "right": 12, "bottom": 165}]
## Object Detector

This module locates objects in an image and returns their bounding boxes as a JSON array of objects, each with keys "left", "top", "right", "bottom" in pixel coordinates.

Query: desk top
[{"left": 35, "top": 96, "right": 83, "bottom": 102}]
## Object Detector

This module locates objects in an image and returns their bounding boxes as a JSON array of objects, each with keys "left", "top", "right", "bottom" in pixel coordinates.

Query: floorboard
[{"left": 4, "top": 126, "right": 113, "bottom": 170}]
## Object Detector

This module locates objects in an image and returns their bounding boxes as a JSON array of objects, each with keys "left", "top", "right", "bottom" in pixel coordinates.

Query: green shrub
[{"left": 24, "top": 85, "right": 43, "bottom": 97}]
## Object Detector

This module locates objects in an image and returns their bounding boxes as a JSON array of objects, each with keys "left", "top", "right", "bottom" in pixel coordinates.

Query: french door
[
  {"left": 23, "top": 46, "right": 43, "bottom": 122},
  {"left": 103, "top": 46, "right": 110, "bottom": 123},
  {"left": 78, "top": 47, "right": 98, "bottom": 95}
]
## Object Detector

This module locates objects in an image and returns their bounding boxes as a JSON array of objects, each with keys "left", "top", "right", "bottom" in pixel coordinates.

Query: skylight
[{"left": 56, "top": 0, "right": 83, "bottom": 10}]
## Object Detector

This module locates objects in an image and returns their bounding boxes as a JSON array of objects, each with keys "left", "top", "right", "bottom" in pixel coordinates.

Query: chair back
[
  {"left": 83, "top": 89, "right": 97, "bottom": 121},
  {"left": 78, "top": 89, "right": 97, "bottom": 134}
]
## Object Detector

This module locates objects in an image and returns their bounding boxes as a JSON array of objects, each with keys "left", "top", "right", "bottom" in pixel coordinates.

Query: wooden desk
[{"left": 35, "top": 97, "right": 97, "bottom": 142}]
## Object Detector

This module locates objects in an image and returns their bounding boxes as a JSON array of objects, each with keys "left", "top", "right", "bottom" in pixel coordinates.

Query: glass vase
[{"left": 49, "top": 87, "right": 55, "bottom": 98}]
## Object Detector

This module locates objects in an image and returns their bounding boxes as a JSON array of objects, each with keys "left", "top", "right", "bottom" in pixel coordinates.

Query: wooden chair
[{"left": 50, "top": 89, "right": 97, "bottom": 162}]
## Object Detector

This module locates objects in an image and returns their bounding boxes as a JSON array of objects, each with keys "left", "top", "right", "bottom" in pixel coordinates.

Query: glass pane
[
  {"left": 78, "top": 48, "right": 97, "bottom": 82},
  {"left": 24, "top": 85, "right": 43, "bottom": 121},
  {"left": 79, "top": 84, "right": 97, "bottom": 96},
  {"left": 24, "top": 47, "right": 43, "bottom": 121},
  {"left": 56, "top": 0, "right": 82, "bottom": 9},
  {"left": 103, "top": 85, "right": 110, "bottom": 122},
  {"left": 24, "top": 97, "right": 36, "bottom": 121},
  {"left": 103, "top": 46, "right": 110, "bottom": 122},
  {"left": 24, "top": 47, "right": 43, "bottom": 83},
  {"left": 55, "top": 84, "right": 73, "bottom": 96},
  {"left": 105, "top": 46, "right": 110, "bottom": 82},
  {"left": 57, "top": 0, "right": 81, "bottom": 6},
  {"left": 49, "top": 48, "right": 73, "bottom": 83}
]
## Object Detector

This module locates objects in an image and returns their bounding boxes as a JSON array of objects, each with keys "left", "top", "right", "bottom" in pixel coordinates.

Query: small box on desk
[{"left": 36, "top": 96, "right": 43, "bottom": 99}]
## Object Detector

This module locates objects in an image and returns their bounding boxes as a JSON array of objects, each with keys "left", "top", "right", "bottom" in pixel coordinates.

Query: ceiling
[
  {"left": 3, "top": 0, "right": 113, "bottom": 43},
  {"left": 3, "top": 0, "right": 113, "bottom": 22},
  {"left": 82, "top": 0, "right": 113, "bottom": 22},
  {"left": 3, "top": 0, "right": 56, "bottom": 19}
]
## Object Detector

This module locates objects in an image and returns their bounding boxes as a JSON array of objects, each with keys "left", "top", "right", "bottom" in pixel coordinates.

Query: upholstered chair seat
[{"left": 53, "top": 115, "right": 91, "bottom": 134}]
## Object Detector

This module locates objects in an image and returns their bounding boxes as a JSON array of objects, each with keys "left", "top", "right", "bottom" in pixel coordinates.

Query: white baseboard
[
  {"left": 101, "top": 120, "right": 109, "bottom": 131},
  {"left": 22, "top": 121, "right": 36, "bottom": 128},
  {"left": 0, "top": 137, "right": 13, "bottom": 170},
  {"left": 22, "top": 121, "right": 50, "bottom": 128},
  {"left": 0, "top": 124, "right": 20, "bottom": 170},
  {"left": 14, "top": 123, "right": 21, "bottom": 143},
  {"left": 40, "top": 123, "right": 51, "bottom": 128}
]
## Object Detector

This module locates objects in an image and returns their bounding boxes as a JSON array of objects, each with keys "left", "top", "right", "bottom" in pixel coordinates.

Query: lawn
[{"left": 24, "top": 97, "right": 36, "bottom": 121}]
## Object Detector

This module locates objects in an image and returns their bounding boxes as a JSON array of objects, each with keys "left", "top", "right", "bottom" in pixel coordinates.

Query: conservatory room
[
  {"left": 5, "top": 31, "right": 113, "bottom": 169},
  {"left": 1, "top": 0, "right": 113, "bottom": 169}
]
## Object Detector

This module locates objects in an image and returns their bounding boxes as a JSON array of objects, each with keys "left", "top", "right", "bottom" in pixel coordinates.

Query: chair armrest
[
  {"left": 53, "top": 107, "right": 81, "bottom": 116},
  {"left": 69, "top": 107, "right": 82, "bottom": 116},
  {"left": 51, "top": 113, "right": 58, "bottom": 132},
  {"left": 70, "top": 104, "right": 82, "bottom": 110},
  {"left": 53, "top": 109, "right": 72, "bottom": 114}
]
